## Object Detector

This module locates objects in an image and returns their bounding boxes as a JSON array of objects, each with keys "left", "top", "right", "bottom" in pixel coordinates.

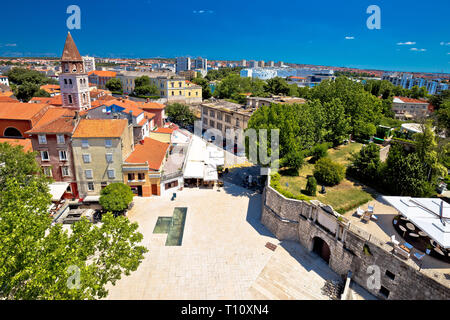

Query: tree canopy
[
  {"left": 0, "top": 143, "right": 147, "bottom": 299},
  {"left": 105, "top": 78, "right": 123, "bottom": 94},
  {"left": 5, "top": 67, "right": 58, "bottom": 102},
  {"left": 99, "top": 182, "right": 134, "bottom": 213},
  {"left": 165, "top": 103, "right": 196, "bottom": 127}
]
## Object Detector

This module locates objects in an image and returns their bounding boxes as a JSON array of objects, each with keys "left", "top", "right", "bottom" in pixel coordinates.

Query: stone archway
[
  {"left": 4, "top": 127, "right": 23, "bottom": 138},
  {"left": 312, "top": 236, "right": 331, "bottom": 264}
]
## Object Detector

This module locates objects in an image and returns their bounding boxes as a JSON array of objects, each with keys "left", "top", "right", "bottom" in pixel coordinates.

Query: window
[
  {"left": 57, "top": 134, "right": 65, "bottom": 144},
  {"left": 178, "top": 82, "right": 182, "bottom": 87},
  {"left": 203, "top": 108, "right": 208, "bottom": 115},
  {"left": 236, "top": 119, "right": 240, "bottom": 128},
  {"left": 38, "top": 134, "right": 47, "bottom": 144},
  {"left": 59, "top": 150, "right": 68, "bottom": 161},
  {"left": 217, "top": 123, "right": 222, "bottom": 130},
  {"left": 68, "top": 95, "right": 73, "bottom": 104},
  {"left": 66, "top": 184, "right": 72, "bottom": 193},
  {"left": 106, "top": 153, "right": 113, "bottom": 163},
  {"left": 385, "top": 270, "right": 395, "bottom": 280},
  {"left": 82, "top": 154, "right": 91, "bottom": 163},
  {"left": 85, "top": 169, "right": 93, "bottom": 179},
  {"left": 69, "top": 79, "right": 72, "bottom": 85},
  {"left": 203, "top": 118, "right": 208, "bottom": 125},
  {"left": 210, "top": 120, "right": 215, "bottom": 127},
  {"left": 61, "top": 166, "right": 70, "bottom": 176},
  {"left": 217, "top": 112, "right": 222, "bottom": 121},
  {"left": 225, "top": 115, "right": 231, "bottom": 123},
  {"left": 379, "top": 286, "right": 390, "bottom": 298},
  {"left": 138, "top": 173, "right": 145, "bottom": 180},
  {"left": 81, "top": 139, "right": 89, "bottom": 148},
  {"left": 107, "top": 169, "right": 115, "bottom": 179},
  {"left": 43, "top": 166, "right": 52, "bottom": 177},
  {"left": 87, "top": 182, "right": 94, "bottom": 191},
  {"left": 179, "top": 91, "right": 182, "bottom": 95},
  {"left": 209, "top": 110, "right": 215, "bottom": 117},
  {"left": 41, "top": 150, "right": 49, "bottom": 161},
  {"left": 105, "top": 139, "right": 112, "bottom": 148},
  {"left": 64, "top": 79, "right": 67, "bottom": 85},
  {"left": 128, "top": 173, "right": 135, "bottom": 181}
]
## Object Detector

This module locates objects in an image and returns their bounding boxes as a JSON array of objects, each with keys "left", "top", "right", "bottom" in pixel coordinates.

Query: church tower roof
[{"left": 61, "top": 32, "right": 83, "bottom": 62}]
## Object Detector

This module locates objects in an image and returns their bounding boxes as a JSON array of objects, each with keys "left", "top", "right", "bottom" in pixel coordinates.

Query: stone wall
[{"left": 261, "top": 185, "right": 450, "bottom": 300}]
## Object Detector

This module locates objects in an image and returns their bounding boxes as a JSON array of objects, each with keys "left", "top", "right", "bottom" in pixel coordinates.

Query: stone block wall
[{"left": 261, "top": 185, "right": 450, "bottom": 300}]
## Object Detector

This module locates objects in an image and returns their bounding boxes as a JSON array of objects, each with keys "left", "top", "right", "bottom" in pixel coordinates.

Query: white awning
[
  {"left": 183, "top": 162, "right": 204, "bottom": 179},
  {"left": 48, "top": 182, "right": 69, "bottom": 202},
  {"left": 204, "top": 163, "right": 218, "bottom": 181},
  {"left": 83, "top": 195, "right": 100, "bottom": 202},
  {"left": 383, "top": 196, "right": 450, "bottom": 248}
]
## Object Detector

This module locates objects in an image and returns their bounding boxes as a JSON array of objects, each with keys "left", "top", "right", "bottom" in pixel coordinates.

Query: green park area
[{"left": 278, "top": 142, "right": 375, "bottom": 214}]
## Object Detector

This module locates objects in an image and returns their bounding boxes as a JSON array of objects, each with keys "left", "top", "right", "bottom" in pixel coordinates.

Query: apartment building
[
  {"left": 72, "top": 119, "right": 134, "bottom": 198},
  {"left": 200, "top": 100, "right": 253, "bottom": 138},
  {"left": 82, "top": 56, "right": 96, "bottom": 73},
  {"left": 88, "top": 70, "right": 117, "bottom": 89},
  {"left": 0, "top": 75, "right": 9, "bottom": 87},
  {"left": 123, "top": 137, "right": 169, "bottom": 197},
  {"left": 382, "top": 72, "right": 449, "bottom": 95},
  {"left": 116, "top": 70, "right": 175, "bottom": 94},
  {"left": 150, "top": 77, "right": 202, "bottom": 104},
  {"left": 26, "top": 108, "right": 80, "bottom": 199},
  {"left": 392, "top": 96, "right": 432, "bottom": 120},
  {"left": 83, "top": 98, "right": 155, "bottom": 144}
]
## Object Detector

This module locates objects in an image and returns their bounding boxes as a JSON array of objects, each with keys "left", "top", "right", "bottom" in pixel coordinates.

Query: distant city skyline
[{"left": 1, "top": 0, "right": 449, "bottom": 73}]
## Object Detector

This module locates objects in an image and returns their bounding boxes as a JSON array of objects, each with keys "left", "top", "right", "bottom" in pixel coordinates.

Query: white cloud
[
  {"left": 345, "top": 36, "right": 355, "bottom": 40},
  {"left": 5, "top": 43, "right": 17, "bottom": 47},
  {"left": 410, "top": 48, "right": 426, "bottom": 52},
  {"left": 193, "top": 9, "right": 214, "bottom": 14},
  {"left": 440, "top": 42, "right": 450, "bottom": 46},
  {"left": 397, "top": 41, "right": 416, "bottom": 45}
]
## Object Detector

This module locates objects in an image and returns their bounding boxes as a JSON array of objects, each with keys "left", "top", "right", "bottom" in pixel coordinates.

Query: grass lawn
[{"left": 278, "top": 142, "right": 375, "bottom": 213}]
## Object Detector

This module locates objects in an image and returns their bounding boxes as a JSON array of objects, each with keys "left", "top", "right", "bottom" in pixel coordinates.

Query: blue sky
[{"left": 0, "top": 0, "right": 449, "bottom": 73}]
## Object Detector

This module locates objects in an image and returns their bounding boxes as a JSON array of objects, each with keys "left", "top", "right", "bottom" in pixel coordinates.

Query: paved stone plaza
[{"left": 105, "top": 182, "right": 345, "bottom": 300}]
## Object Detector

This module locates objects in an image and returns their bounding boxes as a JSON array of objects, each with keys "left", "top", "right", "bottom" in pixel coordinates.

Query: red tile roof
[
  {"left": 0, "top": 96, "right": 17, "bottom": 103},
  {"left": 61, "top": 32, "right": 83, "bottom": 62},
  {"left": 126, "top": 137, "right": 169, "bottom": 170},
  {"left": 394, "top": 96, "right": 429, "bottom": 104},
  {"left": 88, "top": 70, "right": 117, "bottom": 78},
  {"left": 73, "top": 119, "right": 128, "bottom": 138},
  {"left": 26, "top": 108, "right": 76, "bottom": 134},
  {"left": 154, "top": 127, "right": 174, "bottom": 134},
  {"left": 0, "top": 138, "right": 32, "bottom": 152},
  {"left": 0, "top": 102, "right": 49, "bottom": 122},
  {"left": 139, "top": 102, "right": 166, "bottom": 110},
  {"left": 29, "top": 96, "right": 62, "bottom": 106}
]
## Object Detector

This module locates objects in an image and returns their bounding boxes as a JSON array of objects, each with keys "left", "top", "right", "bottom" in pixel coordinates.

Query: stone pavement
[{"left": 105, "top": 183, "right": 361, "bottom": 300}]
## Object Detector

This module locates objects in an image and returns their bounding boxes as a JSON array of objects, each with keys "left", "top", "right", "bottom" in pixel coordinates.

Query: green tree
[
  {"left": 99, "top": 183, "right": 134, "bottom": 213},
  {"left": 305, "top": 176, "right": 317, "bottom": 196},
  {"left": 382, "top": 143, "right": 434, "bottom": 197},
  {"left": 105, "top": 78, "right": 123, "bottom": 94},
  {"left": 313, "top": 157, "right": 345, "bottom": 186},
  {"left": 0, "top": 144, "right": 147, "bottom": 299},
  {"left": 348, "top": 143, "right": 381, "bottom": 182},
  {"left": 265, "top": 77, "right": 290, "bottom": 95},
  {"left": 134, "top": 75, "right": 151, "bottom": 88},
  {"left": 191, "top": 77, "right": 212, "bottom": 99},
  {"left": 165, "top": 103, "right": 196, "bottom": 126}
]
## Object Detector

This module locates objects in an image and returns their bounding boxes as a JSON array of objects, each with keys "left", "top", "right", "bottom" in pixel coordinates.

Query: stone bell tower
[{"left": 59, "top": 32, "right": 91, "bottom": 110}]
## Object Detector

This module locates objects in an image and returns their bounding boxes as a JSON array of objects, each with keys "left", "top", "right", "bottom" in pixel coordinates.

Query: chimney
[{"left": 128, "top": 110, "right": 133, "bottom": 124}]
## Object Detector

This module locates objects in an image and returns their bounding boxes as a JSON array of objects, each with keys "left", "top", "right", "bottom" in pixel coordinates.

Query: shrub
[
  {"left": 310, "top": 142, "right": 330, "bottom": 162},
  {"left": 313, "top": 157, "right": 345, "bottom": 186},
  {"left": 305, "top": 176, "right": 317, "bottom": 196},
  {"left": 99, "top": 182, "right": 134, "bottom": 213}
]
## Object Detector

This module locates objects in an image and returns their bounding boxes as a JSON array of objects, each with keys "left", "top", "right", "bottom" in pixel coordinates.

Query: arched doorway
[
  {"left": 312, "top": 236, "right": 331, "bottom": 264},
  {"left": 4, "top": 127, "right": 23, "bottom": 138}
]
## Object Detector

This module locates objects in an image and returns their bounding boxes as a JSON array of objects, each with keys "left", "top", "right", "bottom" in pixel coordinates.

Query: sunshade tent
[
  {"left": 48, "top": 182, "right": 69, "bottom": 202},
  {"left": 383, "top": 196, "right": 450, "bottom": 249}
]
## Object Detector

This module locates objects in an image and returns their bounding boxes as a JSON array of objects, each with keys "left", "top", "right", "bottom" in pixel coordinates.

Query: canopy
[
  {"left": 383, "top": 196, "right": 450, "bottom": 248},
  {"left": 48, "top": 182, "right": 69, "bottom": 202},
  {"left": 83, "top": 195, "right": 100, "bottom": 202},
  {"left": 183, "top": 162, "right": 204, "bottom": 179}
]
